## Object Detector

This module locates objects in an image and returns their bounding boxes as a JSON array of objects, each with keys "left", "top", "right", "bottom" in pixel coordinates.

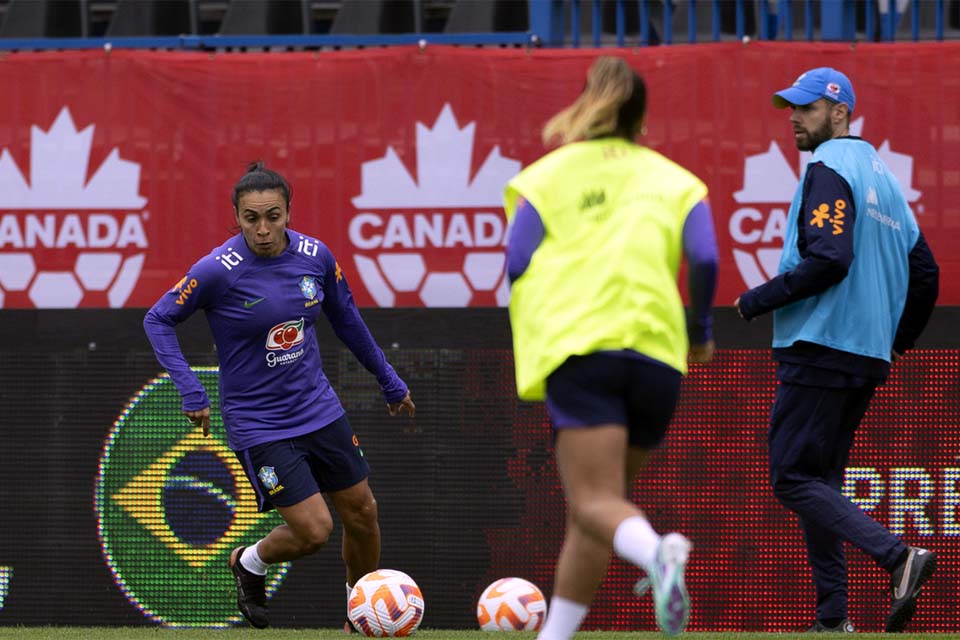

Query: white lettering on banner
[
  {"left": 729, "top": 208, "right": 787, "bottom": 244},
  {"left": 349, "top": 212, "right": 506, "bottom": 250},
  {"left": 0, "top": 213, "right": 148, "bottom": 249},
  {"left": 843, "top": 466, "right": 958, "bottom": 536},
  {"left": 348, "top": 104, "right": 522, "bottom": 308}
]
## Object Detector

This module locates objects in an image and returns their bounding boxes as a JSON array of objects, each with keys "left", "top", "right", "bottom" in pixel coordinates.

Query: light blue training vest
[{"left": 774, "top": 138, "right": 919, "bottom": 362}]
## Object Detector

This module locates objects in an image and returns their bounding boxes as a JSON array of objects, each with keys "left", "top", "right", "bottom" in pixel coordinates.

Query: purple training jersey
[{"left": 144, "top": 229, "right": 407, "bottom": 451}]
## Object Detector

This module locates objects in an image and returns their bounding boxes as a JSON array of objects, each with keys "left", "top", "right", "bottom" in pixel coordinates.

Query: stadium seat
[
  {"left": 329, "top": 0, "right": 416, "bottom": 35},
  {"left": 444, "top": 0, "right": 529, "bottom": 33},
  {"left": 218, "top": 0, "right": 307, "bottom": 35},
  {"left": 105, "top": 0, "right": 195, "bottom": 37},
  {"left": 0, "top": 0, "right": 84, "bottom": 38}
]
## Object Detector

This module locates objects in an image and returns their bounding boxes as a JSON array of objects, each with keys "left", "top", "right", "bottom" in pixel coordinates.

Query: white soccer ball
[
  {"left": 348, "top": 569, "right": 425, "bottom": 637},
  {"left": 476, "top": 577, "right": 547, "bottom": 631}
]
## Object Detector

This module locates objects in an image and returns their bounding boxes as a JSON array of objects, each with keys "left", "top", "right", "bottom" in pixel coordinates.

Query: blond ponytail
[{"left": 542, "top": 56, "right": 646, "bottom": 147}]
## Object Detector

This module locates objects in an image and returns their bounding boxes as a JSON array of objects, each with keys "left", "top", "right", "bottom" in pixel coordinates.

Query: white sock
[
  {"left": 240, "top": 541, "right": 268, "bottom": 576},
  {"left": 537, "top": 596, "right": 588, "bottom": 640},
  {"left": 345, "top": 582, "right": 353, "bottom": 613},
  {"left": 613, "top": 515, "right": 661, "bottom": 571}
]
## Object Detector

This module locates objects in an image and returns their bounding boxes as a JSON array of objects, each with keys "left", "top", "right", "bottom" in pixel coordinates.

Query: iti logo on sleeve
[
  {"left": 350, "top": 104, "right": 521, "bottom": 308},
  {"left": 0, "top": 107, "right": 149, "bottom": 308},
  {"left": 95, "top": 368, "right": 289, "bottom": 627},
  {"left": 730, "top": 117, "right": 921, "bottom": 288}
]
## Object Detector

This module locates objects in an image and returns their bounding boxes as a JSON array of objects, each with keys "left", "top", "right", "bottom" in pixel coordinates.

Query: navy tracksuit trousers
[{"left": 768, "top": 381, "right": 907, "bottom": 620}]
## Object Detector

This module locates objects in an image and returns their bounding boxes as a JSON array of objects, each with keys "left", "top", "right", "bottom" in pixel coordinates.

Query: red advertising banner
[{"left": 0, "top": 43, "right": 957, "bottom": 309}]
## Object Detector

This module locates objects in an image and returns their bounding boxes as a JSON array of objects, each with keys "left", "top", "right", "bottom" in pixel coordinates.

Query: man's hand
[
  {"left": 388, "top": 392, "right": 415, "bottom": 417},
  {"left": 891, "top": 349, "right": 903, "bottom": 363},
  {"left": 184, "top": 406, "right": 211, "bottom": 437},
  {"left": 689, "top": 340, "right": 715, "bottom": 364},
  {"left": 733, "top": 296, "right": 749, "bottom": 321}
]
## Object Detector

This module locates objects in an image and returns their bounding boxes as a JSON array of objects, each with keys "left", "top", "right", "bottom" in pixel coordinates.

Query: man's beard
[{"left": 796, "top": 119, "right": 834, "bottom": 151}]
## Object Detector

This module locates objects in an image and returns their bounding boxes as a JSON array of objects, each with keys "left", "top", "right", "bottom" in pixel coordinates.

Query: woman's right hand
[
  {"left": 184, "top": 406, "right": 211, "bottom": 436},
  {"left": 388, "top": 392, "right": 416, "bottom": 417}
]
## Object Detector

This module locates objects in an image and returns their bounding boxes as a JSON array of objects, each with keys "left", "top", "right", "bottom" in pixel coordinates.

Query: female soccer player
[
  {"left": 144, "top": 162, "right": 414, "bottom": 628},
  {"left": 503, "top": 57, "right": 718, "bottom": 638}
]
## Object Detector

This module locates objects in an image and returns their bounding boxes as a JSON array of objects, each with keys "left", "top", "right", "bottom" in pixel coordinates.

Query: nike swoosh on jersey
[{"left": 243, "top": 297, "right": 265, "bottom": 308}]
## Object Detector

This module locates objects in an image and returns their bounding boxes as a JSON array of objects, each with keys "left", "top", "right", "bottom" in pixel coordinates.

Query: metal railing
[
  {"left": 0, "top": 0, "right": 955, "bottom": 50},
  {"left": 0, "top": 31, "right": 537, "bottom": 51},
  {"left": 529, "top": 0, "right": 960, "bottom": 46}
]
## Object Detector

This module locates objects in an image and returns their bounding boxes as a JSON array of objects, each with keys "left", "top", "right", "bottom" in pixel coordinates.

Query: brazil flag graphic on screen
[{"left": 95, "top": 368, "right": 288, "bottom": 627}]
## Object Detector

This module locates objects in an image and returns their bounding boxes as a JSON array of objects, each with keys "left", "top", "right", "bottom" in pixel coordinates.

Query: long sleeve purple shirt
[{"left": 144, "top": 229, "right": 407, "bottom": 451}]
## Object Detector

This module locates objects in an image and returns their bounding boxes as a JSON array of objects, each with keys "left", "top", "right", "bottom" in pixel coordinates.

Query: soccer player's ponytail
[{"left": 542, "top": 56, "right": 647, "bottom": 147}]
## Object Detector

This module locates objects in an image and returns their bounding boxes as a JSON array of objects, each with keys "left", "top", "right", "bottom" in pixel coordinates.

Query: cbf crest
[
  {"left": 299, "top": 276, "right": 318, "bottom": 300},
  {"left": 258, "top": 466, "right": 279, "bottom": 490}
]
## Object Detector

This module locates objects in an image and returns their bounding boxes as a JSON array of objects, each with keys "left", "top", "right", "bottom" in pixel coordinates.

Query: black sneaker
[
  {"left": 885, "top": 546, "right": 937, "bottom": 632},
  {"left": 229, "top": 546, "right": 269, "bottom": 628},
  {"left": 807, "top": 618, "right": 856, "bottom": 632}
]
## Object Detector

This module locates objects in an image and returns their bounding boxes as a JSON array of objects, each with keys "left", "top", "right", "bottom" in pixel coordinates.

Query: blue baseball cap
[{"left": 772, "top": 67, "right": 856, "bottom": 112}]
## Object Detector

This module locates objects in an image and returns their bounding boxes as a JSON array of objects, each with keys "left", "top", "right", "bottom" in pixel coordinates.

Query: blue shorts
[
  {"left": 545, "top": 352, "right": 682, "bottom": 449},
  {"left": 236, "top": 413, "right": 370, "bottom": 512}
]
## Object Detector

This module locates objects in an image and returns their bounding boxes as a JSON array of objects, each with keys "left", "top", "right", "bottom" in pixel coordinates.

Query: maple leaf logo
[
  {"left": 0, "top": 107, "right": 146, "bottom": 209},
  {"left": 0, "top": 107, "right": 148, "bottom": 308},
  {"left": 349, "top": 104, "right": 521, "bottom": 308},
  {"left": 352, "top": 104, "right": 519, "bottom": 209}
]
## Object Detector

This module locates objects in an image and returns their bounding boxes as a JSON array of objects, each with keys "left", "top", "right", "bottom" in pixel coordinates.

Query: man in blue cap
[{"left": 735, "top": 67, "right": 940, "bottom": 632}]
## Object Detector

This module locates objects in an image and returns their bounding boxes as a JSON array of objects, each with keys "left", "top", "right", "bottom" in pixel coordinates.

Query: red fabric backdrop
[{"left": 0, "top": 42, "right": 957, "bottom": 308}]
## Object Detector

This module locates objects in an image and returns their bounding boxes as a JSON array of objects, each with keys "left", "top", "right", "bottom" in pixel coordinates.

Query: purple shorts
[
  {"left": 236, "top": 413, "right": 369, "bottom": 512},
  {"left": 545, "top": 351, "right": 682, "bottom": 448}
]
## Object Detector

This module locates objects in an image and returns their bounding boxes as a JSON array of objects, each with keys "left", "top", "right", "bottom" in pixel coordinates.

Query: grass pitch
[{"left": 0, "top": 631, "right": 946, "bottom": 640}]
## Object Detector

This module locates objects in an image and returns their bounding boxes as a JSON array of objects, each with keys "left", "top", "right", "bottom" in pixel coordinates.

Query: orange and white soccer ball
[
  {"left": 476, "top": 577, "right": 547, "bottom": 631},
  {"left": 348, "top": 569, "right": 425, "bottom": 637}
]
